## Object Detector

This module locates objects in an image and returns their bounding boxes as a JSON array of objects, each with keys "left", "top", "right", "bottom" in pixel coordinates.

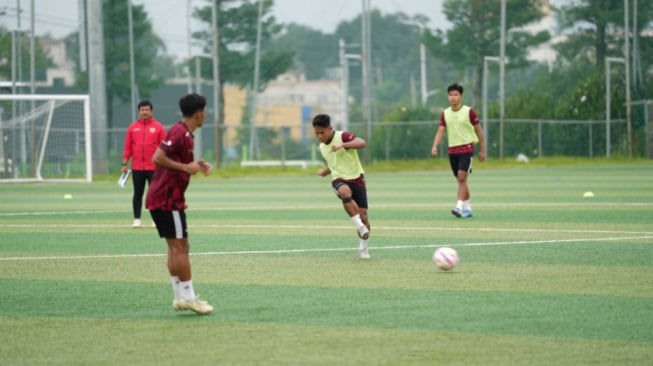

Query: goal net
[{"left": 0, "top": 94, "right": 92, "bottom": 183}]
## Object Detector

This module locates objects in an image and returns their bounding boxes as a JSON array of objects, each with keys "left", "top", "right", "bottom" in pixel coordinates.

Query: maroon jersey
[{"left": 146, "top": 121, "right": 194, "bottom": 211}]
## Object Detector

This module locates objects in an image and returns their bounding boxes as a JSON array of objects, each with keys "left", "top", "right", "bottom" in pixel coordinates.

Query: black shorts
[
  {"left": 149, "top": 210, "right": 187, "bottom": 239},
  {"left": 449, "top": 153, "right": 473, "bottom": 177},
  {"left": 332, "top": 179, "right": 368, "bottom": 209}
]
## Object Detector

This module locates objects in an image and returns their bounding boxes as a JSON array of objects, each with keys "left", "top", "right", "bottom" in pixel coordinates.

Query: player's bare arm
[
  {"left": 474, "top": 124, "right": 486, "bottom": 162},
  {"left": 333, "top": 137, "right": 366, "bottom": 152},
  {"left": 152, "top": 148, "right": 202, "bottom": 175},
  {"left": 431, "top": 126, "right": 445, "bottom": 157},
  {"left": 317, "top": 167, "right": 331, "bottom": 177}
]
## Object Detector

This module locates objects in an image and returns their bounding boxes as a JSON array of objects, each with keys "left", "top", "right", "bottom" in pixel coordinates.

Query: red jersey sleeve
[
  {"left": 122, "top": 123, "right": 134, "bottom": 160},
  {"left": 439, "top": 112, "right": 446, "bottom": 127},
  {"left": 469, "top": 108, "right": 480, "bottom": 125},
  {"left": 341, "top": 131, "right": 356, "bottom": 142}
]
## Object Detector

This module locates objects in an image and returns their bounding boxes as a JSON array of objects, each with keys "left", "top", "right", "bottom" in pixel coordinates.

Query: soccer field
[{"left": 1, "top": 163, "right": 652, "bottom": 365}]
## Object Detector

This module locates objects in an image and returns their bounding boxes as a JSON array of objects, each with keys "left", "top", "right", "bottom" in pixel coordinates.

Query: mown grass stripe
[{"left": 2, "top": 279, "right": 652, "bottom": 343}]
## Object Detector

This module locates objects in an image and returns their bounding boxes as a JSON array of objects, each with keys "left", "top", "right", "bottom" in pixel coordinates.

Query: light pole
[
  {"left": 127, "top": 0, "right": 137, "bottom": 120},
  {"left": 211, "top": 0, "right": 221, "bottom": 167},
  {"left": 605, "top": 57, "right": 625, "bottom": 158},
  {"left": 190, "top": 54, "right": 214, "bottom": 159},
  {"left": 499, "top": 0, "right": 506, "bottom": 159},
  {"left": 483, "top": 56, "right": 500, "bottom": 159},
  {"left": 399, "top": 20, "right": 428, "bottom": 106},
  {"left": 624, "top": 0, "right": 632, "bottom": 157},
  {"left": 339, "top": 39, "right": 361, "bottom": 131}
]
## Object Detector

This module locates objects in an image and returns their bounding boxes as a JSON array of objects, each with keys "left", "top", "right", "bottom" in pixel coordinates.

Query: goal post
[{"left": 0, "top": 94, "right": 92, "bottom": 183}]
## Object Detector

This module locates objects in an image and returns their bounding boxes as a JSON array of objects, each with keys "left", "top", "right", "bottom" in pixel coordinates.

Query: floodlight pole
[
  {"left": 483, "top": 56, "right": 500, "bottom": 159},
  {"left": 399, "top": 20, "right": 429, "bottom": 106},
  {"left": 605, "top": 57, "right": 625, "bottom": 158},
  {"left": 127, "top": 0, "right": 137, "bottom": 120},
  {"left": 339, "top": 40, "right": 362, "bottom": 131},
  {"left": 624, "top": 0, "right": 632, "bottom": 157},
  {"left": 499, "top": 0, "right": 506, "bottom": 160},
  {"left": 211, "top": 0, "right": 221, "bottom": 167}
]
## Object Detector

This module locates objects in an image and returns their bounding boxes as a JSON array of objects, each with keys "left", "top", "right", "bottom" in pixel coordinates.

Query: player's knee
[{"left": 340, "top": 196, "right": 353, "bottom": 204}]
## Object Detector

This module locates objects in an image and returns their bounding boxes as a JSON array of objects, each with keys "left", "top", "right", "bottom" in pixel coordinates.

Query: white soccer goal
[{"left": 0, "top": 94, "right": 92, "bottom": 183}]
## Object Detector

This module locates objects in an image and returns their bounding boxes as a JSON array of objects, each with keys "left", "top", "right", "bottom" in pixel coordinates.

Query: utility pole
[
  {"left": 29, "top": 0, "right": 34, "bottom": 95},
  {"left": 361, "top": 0, "right": 372, "bottom": 164},
  {"left": 248, "top": 0, "right": 263, "bottom": 161},
  {"left": 211, "top": 0, "right": 222, "bottom": 167},
  {"left": 483, "top": 56, "right": 500, "bottom": 159},
  {"left": 624, "top": 0, "right": 632, "bottom": 157},
  {"left": 186, "top": 0, "right": 192, "bottom": 93},
  {"left": 78, "top": 0, "right": 87, "bottom": 72},
  {"left": 127, "top": 0, "right": 136, "bottom": 120},
  {"left": 339, "top": 39, "right": 362, "bottom": 131},
  {"left": 87, "top": 0, "right": 108, "bottom": 172},
  {"left": 499, "top": 0, "right": 506, "bottom": 159}
]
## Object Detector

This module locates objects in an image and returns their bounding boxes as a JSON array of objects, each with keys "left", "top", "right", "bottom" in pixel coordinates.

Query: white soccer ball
[{"left": 433, "top": 247, "right": 459, "bottom": 271}]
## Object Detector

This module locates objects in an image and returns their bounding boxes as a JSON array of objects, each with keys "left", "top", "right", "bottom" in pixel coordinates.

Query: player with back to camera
[
  {"left": 121, "top": 100, "right": 166, "bottom": 228},
  {"left": 431, "top": 82, "right": 485, "bottom": 218},
  {"left": 312, "top": 114, "right": 372, "bottom": 259},
  {"left": 146, "top": 93, "right": 214, "bottom": 315}
]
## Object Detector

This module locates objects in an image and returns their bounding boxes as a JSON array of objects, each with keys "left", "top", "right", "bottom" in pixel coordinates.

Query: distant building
[
  {"left": 39, "top": 37, "right": 75, "bottom": 86},
  {"left": 257, "top": 70, "right": 347, "bottom": 134}
]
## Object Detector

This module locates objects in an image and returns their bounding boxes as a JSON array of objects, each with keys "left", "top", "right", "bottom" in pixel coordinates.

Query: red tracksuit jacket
[{"left": 122, "top": 118, "right": 166, "bottom": 171}]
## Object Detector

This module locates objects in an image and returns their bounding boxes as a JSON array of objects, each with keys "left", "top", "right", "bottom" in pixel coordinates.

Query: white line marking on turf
[
  {"left": 1, "top": 200, "right": 652, "bottom": 216},
  {"left": 1, "top": 235, "right": 651, "bottom": 262},
  {"left": 1, "top": 223, "right": 652, "bottom": 236}
]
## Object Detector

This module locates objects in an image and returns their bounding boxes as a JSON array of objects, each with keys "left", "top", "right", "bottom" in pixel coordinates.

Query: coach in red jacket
[{"left": 121, "top": 100, "right": 166, "bottom": 228}]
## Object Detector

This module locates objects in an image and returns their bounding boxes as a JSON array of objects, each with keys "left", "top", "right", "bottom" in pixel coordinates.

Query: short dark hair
[
  {"left": 179, "top": 93, "right": 207, "bottom": 117},
  {"left": 137, "top": 100, "right": 153, "bottom": 110},
  {"left": 447, "top": 83, "right": 464, "bottom": 94},
  {"left": 312, "top": 114, "right": 331, "bottom": 128}
]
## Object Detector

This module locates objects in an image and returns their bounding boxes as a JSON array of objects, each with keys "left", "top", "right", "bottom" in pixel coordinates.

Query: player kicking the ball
[
  {"left": 313, "top": 114, "right": 371, "bottom": 259},
  {"left": 146, "top": 93, "right": 214, "bottom": 315}
]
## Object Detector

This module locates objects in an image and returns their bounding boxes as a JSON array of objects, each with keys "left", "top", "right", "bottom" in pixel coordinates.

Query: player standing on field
[
  {"left": 431, "top": 83, "right": 486, "bottom": 218},
  {"left": 146, "top": 93, "right": 214, "bottom": 315},
  {"left": 121, "top": 100, "right": 166, "bottom": 228},
  {"left": 313, "top": 114, "right": 372, "bottom": 259}
]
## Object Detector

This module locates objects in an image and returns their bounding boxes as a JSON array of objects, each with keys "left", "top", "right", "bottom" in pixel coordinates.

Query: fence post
[{"left": 538, "top": 120, "right": 542, "bottom": 158}]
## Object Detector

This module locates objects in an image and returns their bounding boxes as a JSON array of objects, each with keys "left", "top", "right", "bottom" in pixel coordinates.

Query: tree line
[{"left": 1, "top": 0, "right": 651, "bottom": 157}]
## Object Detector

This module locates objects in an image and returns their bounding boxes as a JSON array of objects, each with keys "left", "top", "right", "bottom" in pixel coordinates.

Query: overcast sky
[{"left": 0, "top": 0, "right": 448, "bottom": 58}]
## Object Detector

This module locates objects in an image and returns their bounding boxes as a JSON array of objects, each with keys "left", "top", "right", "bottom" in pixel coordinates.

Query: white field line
[
  {"left": 1, "top": 235, "right": 652, "bottom": 262},
  {"left": 1, "top": 200, "right": 652, "bottom": 217},
  {"left": 1, "top": 222, "right": 653, "bottom": 236}
]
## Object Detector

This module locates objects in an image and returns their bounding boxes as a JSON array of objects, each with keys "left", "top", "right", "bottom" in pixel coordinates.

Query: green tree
[
  {"left": 268, "top": 23, "right": 337, "bottom": 80},
  {"left": 0, "top": 26, "right": 50, "bottom": 85},
  {"left": 65, "top": 0, "right": 166, "bottom": 128},
  {"left": 554, "top": 0, "right": 653, "bottom": 98},
  {"left": 192, "top": 0, "right": 294, "bottom": 124},
  {"left": 192, "top": 0, "right": 294, "bottom": 165},
  {"left": 554, "top": 0, "right": 625, "bottom": 73},
  {"left": 426, "top": 0, "right": 550, "bottom": 105}
]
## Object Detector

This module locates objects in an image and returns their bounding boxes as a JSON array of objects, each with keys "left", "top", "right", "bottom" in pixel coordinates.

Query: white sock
[
  {"left": 351, "top": 214, "right": 364, "bottom": 228},
  {"left": 463, "top": 200, "right": 472, "bottom": 211},
  {"left": 359, "top": 238, "right": 368, "bottom": 251},
  {"left": 456, "top": 200, "right": 464, "bottom": 210},
  {"left": 179, "top": 279, "right": 196, "bottom": 301},
  {"left": 171, "top": 276, "right": 181, "bottom": 300}
]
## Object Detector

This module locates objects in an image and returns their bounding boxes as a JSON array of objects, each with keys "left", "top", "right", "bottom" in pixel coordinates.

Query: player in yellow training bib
[
  {"left": 313, "top": 114, "right": 372, "bottom": 259},
  {"left": 431, "top": 83, "right": 486, "bottom": 218}
]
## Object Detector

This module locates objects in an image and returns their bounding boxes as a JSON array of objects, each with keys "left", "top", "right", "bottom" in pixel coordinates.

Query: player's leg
[
  {"left": 334, "top": 181, "right": 369, "bottom": 239},
  {"left": 143, "top": 171, "right": 156, "bottom": 227},
  {"left": 352, "top": 185, "right": 371, "bottom": 259},
  {"left": 153, "top": 209, "right": 213, "bottom": 314},
  {"left": 131, "top": 170, "right": 147, "bottom": 227},
  {"left": 449, "top": 155, "right": 463, "bottom": 217},
  {"left": 456, "top": 155, "right": 474, "bottom": 218}
]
